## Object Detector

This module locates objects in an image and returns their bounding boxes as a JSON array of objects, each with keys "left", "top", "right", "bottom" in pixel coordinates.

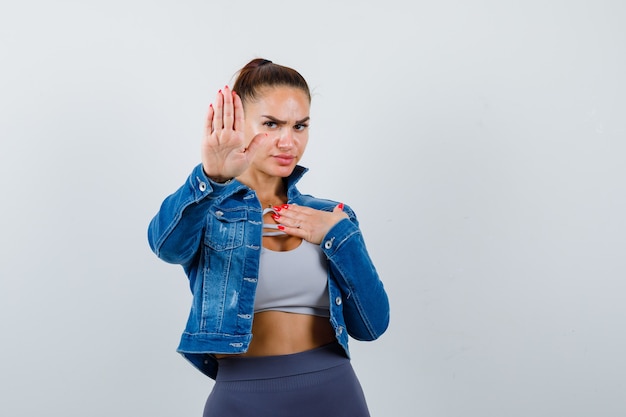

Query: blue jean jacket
[{"left": 148, "top": 164, "right": 390, "bottom": 379}]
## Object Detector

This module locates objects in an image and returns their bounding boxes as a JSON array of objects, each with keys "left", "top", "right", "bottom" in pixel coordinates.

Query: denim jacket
[{"left": 148, "top": 163, "right": 390, "bottom": 379}]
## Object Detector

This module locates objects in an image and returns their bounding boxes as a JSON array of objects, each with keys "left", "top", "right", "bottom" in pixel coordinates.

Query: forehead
[{"left": 244, "top": 86, "right": 310, "bottom": 115}]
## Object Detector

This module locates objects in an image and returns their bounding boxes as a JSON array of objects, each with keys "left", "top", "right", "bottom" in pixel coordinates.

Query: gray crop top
[{"left": 255, "top": 210, "right": 330, "bottom": 317}]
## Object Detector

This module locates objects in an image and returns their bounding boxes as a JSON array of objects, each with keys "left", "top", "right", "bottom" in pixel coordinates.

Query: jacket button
[
  {"left": 199, "top": 182, "right": 207, "bottom": 192},
  {"left": 324, "top": 240, "right": 333, "bottom": 249},
  {"left": 335, "top": 296, "right": 342, "bottom": 305}
]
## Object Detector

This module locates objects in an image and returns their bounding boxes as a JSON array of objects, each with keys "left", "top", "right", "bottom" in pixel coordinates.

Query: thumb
[
  {"left": 333, "top": 202, "right": 345, "bottom": 213},
  {"left": 244, "top": 132, "right": 269, "bottom": 156}
]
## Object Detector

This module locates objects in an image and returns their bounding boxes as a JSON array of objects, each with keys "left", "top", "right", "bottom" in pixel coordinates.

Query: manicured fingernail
[
  {"left": 282, "top": 204, "right": 289, "bottom": 209},
  {"left": 272, "top": 214, "right": 280, "bottom": 221},
  {"left": 277, "top": 225, "right": 285, "bottom": 231},
  {"left": 338, "top": 203, "right": 344, "bottom": 211},
  {"left": 273, "top": 206, "right": 282, "bottom": 212}
]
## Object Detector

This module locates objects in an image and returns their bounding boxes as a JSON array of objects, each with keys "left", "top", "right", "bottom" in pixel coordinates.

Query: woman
[{"left": 148, "top": 58, "right": 390, "bottom": 417}]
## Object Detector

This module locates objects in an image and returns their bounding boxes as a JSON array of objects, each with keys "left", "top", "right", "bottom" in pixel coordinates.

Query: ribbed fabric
[{"left": 203, "top": 343, "right": 371, "bottom": 417}]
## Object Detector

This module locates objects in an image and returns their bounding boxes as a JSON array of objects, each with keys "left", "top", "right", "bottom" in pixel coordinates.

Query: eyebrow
[{"left": 261, "top": 115, "right": 310, "bottom": 125}]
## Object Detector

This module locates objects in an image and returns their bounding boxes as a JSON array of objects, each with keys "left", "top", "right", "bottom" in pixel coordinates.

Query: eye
[
  {"left": 294, "top": 123, "right": 309, "bottom": 131},
  {"left": 263, "top": 121, "right": 277, "bottom": 128}
]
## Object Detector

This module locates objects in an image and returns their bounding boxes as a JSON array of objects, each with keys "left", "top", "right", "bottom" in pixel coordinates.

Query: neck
[
  {"left": 237, "top": 171, "right": 287, "bottom": 207},
  {"left": 258, "top": 188, "right": 287, "bottom": 207}
]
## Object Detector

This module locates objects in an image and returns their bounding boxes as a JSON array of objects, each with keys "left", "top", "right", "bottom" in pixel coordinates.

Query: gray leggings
[{"left": 203, "top": 343, "right": 371, "bottom": 417}]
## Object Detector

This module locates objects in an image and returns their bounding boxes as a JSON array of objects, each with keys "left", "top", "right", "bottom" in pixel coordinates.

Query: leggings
[{"left": 203, "top": 342, "right": 371, "bottom": 417}]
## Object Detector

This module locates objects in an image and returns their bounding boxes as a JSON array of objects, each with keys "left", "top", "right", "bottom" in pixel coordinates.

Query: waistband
[{"left": 215, "top": 342, "right": 348, "bottom": 382}]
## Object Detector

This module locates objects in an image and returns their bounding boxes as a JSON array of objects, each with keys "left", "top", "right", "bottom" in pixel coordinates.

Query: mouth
[{"left": 273, "top": 154, "right": 296, "bottom": 165}]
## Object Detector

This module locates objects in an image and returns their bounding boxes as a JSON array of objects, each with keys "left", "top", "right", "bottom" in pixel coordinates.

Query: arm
[
  {"left": 322, "top": 215, "right": 390, "bottom": 341},
  {"left": 147, "top": 164, "right": 228, "bottom": 265},
  {"left": 273, "top": 203, "right": 390, "bottom": 339},
  {"left": 148, "top": 86, "right": 265, "bottom": 265}
]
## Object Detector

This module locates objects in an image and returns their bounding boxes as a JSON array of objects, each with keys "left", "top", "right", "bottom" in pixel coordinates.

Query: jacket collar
[
  {"left": 216, "top": 165, "right": 309, "bottom": 204},
  {"left": 285, "top": 165, "right": 308, "bottom": 201}
]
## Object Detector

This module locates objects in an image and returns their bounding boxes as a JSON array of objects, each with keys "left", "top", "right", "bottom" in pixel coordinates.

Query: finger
[
  {"left": 232, "top": 91, "right": 244, "bottom": 132},
  {"left": 279, "top": 209, "right": 306, "bottom": 230},
  {"left": 205, "top": 103, "right": 214, "bottom": 134},
  {"left": 213, "top": 89, "right": 224, "bottom": 132},
  {"left": 222, "top": 85, "right": 234, "bottom": 130},
  {"left": 277, "top": 224, "right": 305, "bottom": 237},
  {"left": 333, "top": 202, "right": 349, "bottom": 221}
]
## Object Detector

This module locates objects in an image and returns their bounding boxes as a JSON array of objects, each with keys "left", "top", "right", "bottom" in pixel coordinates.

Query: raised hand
[{"left": 201, "top": 86, "right": 266, "bottom": 182}]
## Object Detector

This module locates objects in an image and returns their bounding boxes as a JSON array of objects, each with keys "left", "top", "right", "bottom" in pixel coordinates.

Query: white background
[{"left": 1, "top": 1, "right": 625, "bottom": 416}]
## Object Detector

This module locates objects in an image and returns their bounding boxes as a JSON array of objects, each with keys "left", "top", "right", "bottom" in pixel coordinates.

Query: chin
[{"left": 273, "top": 165, "right": 297, "bottom": 177}]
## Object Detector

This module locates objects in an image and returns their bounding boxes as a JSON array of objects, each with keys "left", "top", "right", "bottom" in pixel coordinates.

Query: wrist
[
  {"left": 202, "top": 166, "right": 232, "bottom": 184},
  {"left": 210, "top": 176, "right": 233, "bottom": 184}
]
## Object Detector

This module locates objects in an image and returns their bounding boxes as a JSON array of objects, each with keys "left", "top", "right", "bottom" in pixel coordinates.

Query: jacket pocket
[{"left": 204, "top": 207, "right": 247, "bottom": 251}]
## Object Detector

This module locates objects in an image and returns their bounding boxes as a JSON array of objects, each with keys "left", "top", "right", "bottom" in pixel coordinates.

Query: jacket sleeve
[
  {"left": 147, "top": 164, "right": 228, "bottom": 266},
  {"left": 321, "top": 211, "right": 390, "bottom": 341}
]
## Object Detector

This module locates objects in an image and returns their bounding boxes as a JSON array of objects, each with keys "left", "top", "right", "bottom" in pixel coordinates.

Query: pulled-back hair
[{"left": 232, "top": 58, "right": 311, "bottom": 105}]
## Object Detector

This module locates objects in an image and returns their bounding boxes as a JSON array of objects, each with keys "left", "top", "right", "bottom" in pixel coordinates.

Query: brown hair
[{"left": 232, "top": 58, "right": 311, "bottom": 105}]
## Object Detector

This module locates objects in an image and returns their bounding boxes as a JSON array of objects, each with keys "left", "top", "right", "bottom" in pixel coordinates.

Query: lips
[{"left": 273, "top": 154, "right": 296, "bottom": 165}]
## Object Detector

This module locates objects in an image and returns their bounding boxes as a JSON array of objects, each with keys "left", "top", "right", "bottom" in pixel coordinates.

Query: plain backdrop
[{"left": 1, "top": 1, "right": 625, "bottom": 416}]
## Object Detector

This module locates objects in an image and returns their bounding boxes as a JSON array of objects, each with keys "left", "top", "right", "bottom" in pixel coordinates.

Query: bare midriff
[
  {"left": 214, "top": 233, "right": 336, "bottom": 359},
  {"left": 214, "top": 311, "right": 336, "bottom": 358}
]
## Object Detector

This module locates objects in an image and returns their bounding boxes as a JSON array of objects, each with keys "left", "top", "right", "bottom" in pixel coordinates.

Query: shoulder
[
  {"left": 294, "top": 194, "right": 358, "bottom": 223},
  {"left": 294, "top": 193, "right": 338, "bottom": 210}
]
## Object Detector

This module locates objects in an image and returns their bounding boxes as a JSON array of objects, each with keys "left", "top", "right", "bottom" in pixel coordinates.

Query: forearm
[
  {"left": 322, "top": 217, "right": 390, "bottom": 340},
  {"left": 148, "top": 164, "right": 226, "bottom": 265}
]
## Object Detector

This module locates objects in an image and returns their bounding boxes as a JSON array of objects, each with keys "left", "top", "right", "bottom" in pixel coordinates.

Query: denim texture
[{"left": 148, "top": 163, "right": 390, "bottom": 379}]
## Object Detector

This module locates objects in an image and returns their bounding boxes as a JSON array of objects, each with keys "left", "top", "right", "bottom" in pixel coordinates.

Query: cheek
[{"left": 297, "top": 135, "right": 309, "bottom": 152}]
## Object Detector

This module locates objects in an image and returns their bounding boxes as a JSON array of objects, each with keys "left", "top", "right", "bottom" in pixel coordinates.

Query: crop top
[{"left": 254, "top": 210, "right": 330, "bottom": 317}]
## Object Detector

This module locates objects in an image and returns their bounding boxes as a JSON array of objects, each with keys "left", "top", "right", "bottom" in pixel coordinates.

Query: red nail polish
[
  {"left": 277, "top": 225, "right": 285, "bottom": 231},
  {"left": 282, "top": 204, "right": 289, "bottom": 209},
  {"left": 338, "top": 202, "right": 344, "bottom": 211},
  {"left": 273, "top": 206, "right": 282, "bottom": 212},
  {"left": 272, "top": 214, "right": 280, "bottom": 221}
]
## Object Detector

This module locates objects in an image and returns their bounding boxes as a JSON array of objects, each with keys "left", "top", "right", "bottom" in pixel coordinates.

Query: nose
[{"left": 276, "top": 128, "right": 294, "bottom": 150}]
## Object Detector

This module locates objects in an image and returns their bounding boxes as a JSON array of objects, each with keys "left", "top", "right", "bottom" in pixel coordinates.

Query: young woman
[{"left": 148, "top": 58, "right": 390, "bottom": 417}]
